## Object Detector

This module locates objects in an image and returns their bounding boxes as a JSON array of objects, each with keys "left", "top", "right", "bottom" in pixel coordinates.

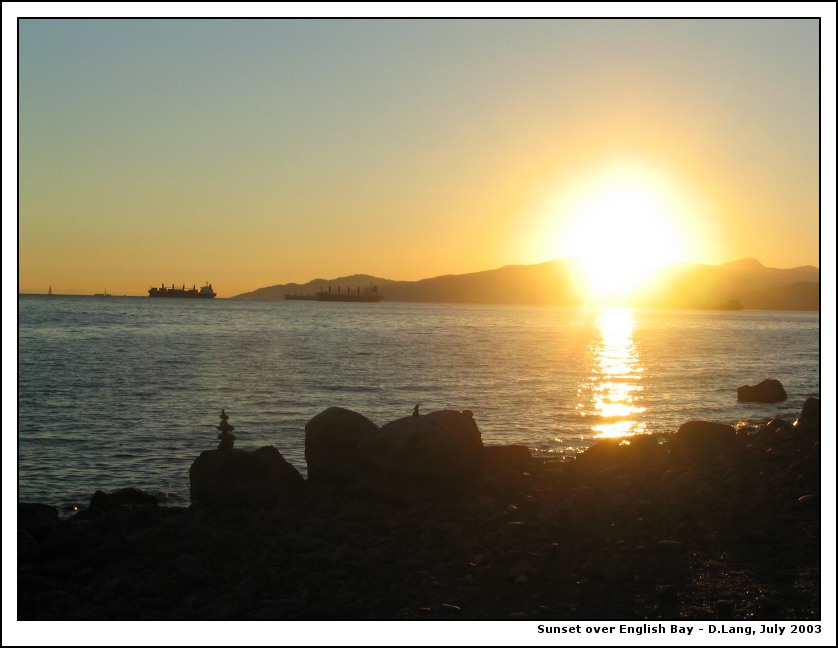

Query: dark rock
[
  {"left": 795, "top": 397, "right": 820, "bottom": 431},
  {"left": 483, "top": 444, "right": 532, "bottom": 471},
  {"left": 189, "top": 445, "right": 304, "bottom": 508},
  {"left": 716, "top": 599, "right": 735, "bottom": 615},
  {"left": 657, "top": 585, "right": 680, "bottom": 606},
  {"left": 305, "top": 407, "right": 380, "bottom": 484},
  {"left": 438, "top": 603, "right": 463, "bottom": 616},
  {"left": 336, "top": 498, "right": 375, "bottom": 521},
  {"left": 18, "top": 502, "right": 61, "bottom": 540},
  {"left": 18, "top": 529, "right": 39, "bottom": 563},
  {"left": 357, "top": 409, "right": 485, "bottom": 502},
  {"left": 573, "top": 433, "right": 666, "bottom": 475},
  {"left": 760, "top": 595, "right": 783, "bottom": 612},
  {"left": 766, "top": 418, "right": 794, "bottom": 433},
  {"left": 89, "top": 487, "right": 159, "bottom": 512},
  {"left": 38, "top": 519, "right": 95, "bottom": 560},
  {"left": 278, "top": 533, "right": 330, "bottom": 553},
  {"left": 18, "top": 572, "right": 68, "bottom": 595},
  {"left": 737, "top": 379, "right": 787, "bottom": 403},
  {"left": 657, "top": 540, "right": 687, "bottom": 552},
  {"left": 796, "top": 494, "right": 817, "bottom": 508},
  {"left": 669, "top": 421, "right": 738, "bottom": 463}
]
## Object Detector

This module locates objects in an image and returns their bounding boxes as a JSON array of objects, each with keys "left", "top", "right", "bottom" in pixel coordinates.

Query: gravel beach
[{"left": 18, "top": 414, "right": 821, "bottom": 622}]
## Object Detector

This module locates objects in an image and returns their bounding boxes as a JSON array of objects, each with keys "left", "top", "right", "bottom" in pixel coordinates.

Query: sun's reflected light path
[{"left": 578, "top": 307, "right": 646, "bottom": 438}]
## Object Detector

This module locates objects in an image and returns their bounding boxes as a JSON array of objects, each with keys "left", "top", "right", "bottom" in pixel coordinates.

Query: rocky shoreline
[{"left": 18, "top": 403, "right": 821, "bottom": 621}]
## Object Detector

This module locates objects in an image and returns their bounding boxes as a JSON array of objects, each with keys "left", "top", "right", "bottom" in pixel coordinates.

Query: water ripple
[{"left": 18, "top": 297, "right": 819, "bottom": 506}]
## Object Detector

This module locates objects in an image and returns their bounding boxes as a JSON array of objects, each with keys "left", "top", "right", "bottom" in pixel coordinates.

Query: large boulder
[
  {"left": 669, "top": 420, "right": 739, "bottom": 463},
  {"left": 18, "top": 502, "right": 61, "bottom": 541},
  {"left": 305, "top": 407, "right": 380, "bottom": 484},
  {"left": 190, "top": 446, "right": 304, "bottom": 508},
  {"left": 737, "top": 379, "right": 787, "bottom": 403},
  {"left": 357, "top": 410, "right": 485, "bottom": 502},
  {"left": 795, "top": 396, "right": 820, "bottom": 431},
  {"left": 574, "top": 434, "right": 666, "bottom": 475}
]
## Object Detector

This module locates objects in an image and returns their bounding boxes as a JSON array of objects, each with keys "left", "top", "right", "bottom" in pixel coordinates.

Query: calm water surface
[{"left": 18, "top": 296, "right": 820, "bottom": 510}]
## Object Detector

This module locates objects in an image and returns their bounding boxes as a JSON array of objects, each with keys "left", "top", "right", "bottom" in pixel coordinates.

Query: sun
[{"left": 555, "top": 168, "right": 688, "bottom": 304}]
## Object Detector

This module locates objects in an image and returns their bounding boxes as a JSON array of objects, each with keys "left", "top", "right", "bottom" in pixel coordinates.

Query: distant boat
[
  {"left": 94, "top": 290, "right": 112, "bottom": 297},
  {"left": 48, "top": 286, "right": 53, "bottom": 296},
  {"left": 299, "top": 285, "right": 384, "bottom": 303},
  {"left": 149, "top": 282, "right": 217, "bottom": 298}
]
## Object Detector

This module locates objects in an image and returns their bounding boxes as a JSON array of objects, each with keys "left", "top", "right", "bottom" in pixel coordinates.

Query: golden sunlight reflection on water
[{"left": 578, "top": 307, "right": 646, "bottom": 438}]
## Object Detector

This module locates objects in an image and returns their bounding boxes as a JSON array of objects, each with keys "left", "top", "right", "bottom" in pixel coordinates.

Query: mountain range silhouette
[{"left": 232, "top": 258, "right": 819, "bottom": 310}]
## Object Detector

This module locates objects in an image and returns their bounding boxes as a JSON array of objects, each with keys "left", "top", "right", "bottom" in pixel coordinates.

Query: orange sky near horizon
[{"left": 11, "top": 16, "right": 827, "bottom": 298}]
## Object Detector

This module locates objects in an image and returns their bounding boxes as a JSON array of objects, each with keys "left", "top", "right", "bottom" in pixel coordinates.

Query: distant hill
[
  {"left": 232, "top": 258, "right": 819, "bottom": 311},
  {"left": 636, "top": 259, "right": 819, "bottom": 310}
]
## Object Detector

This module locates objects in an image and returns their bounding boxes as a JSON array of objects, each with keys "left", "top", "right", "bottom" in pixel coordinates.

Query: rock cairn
[
  {"left": 217, "top": 409, "right": 236, "bottom": 450},
  {"left": 191, "top": 410, "right": 304, "bottom": 508}
]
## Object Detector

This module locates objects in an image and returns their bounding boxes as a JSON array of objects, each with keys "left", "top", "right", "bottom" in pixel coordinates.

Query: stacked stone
[{"left": 217, "top": 409, "right": 236, "bottom": 451}]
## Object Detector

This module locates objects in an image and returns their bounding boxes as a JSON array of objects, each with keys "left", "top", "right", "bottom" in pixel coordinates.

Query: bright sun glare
[{"left": 556, "top": 168, "right": 688, "bottom": 303}]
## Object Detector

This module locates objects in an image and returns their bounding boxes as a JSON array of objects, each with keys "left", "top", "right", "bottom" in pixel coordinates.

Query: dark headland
[
  {"left": 18, "top": 393, "right": 821, "bottom": 622},
  {"left": 232, "top": 258, "right": 820, "bottom": 311}
]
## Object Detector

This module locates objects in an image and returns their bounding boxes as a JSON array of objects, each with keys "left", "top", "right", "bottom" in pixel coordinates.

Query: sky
[{"left": 8, "top": 9, "right": 834, "bottom": 298}]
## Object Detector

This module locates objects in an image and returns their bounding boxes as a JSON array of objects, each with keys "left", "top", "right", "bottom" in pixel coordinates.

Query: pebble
[
  {"left": 716, "top": 599, "right": 735, "bottom": 614},
  {"left": 657, "top": 540, "right": 686, "bottom": 552},
  {"left": 796, "top": 494, "right": 817, "bottom": 507},
  {"left": 760, "top": 595, "right": 782, "bottom": 611},
  {"left": 439, "top": 603, "right": 462, "bottom": 614},
  {"left": 657, "top": 586, "right": 680, "bottom": 606}
]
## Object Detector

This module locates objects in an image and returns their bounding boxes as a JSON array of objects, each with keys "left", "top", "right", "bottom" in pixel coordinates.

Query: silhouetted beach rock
[
  {"left": 357, "top": 409, "right": 485, "bottom": 502},
  {"left": 190, "top": 445, "right": 304, "bottom": 508},
  {"left": 795, "top": 396, "right": 820, "bottom": 431},
  {"left": 669, "top": 420, "right": 739, "bottom": 463},
  {"left": 18, "top": 529, "right": 39, "bottom": 563},
  {"left": 18, "top": 503, "right": 61, "bottom": 541},
  {"left": 483, "top": 444, "right": 532, "bottom": 471},
  {"left": 88, "top": 487, "right": 159, "bottom": 513},
  {"left": 572, "top": 434, "right": 667, "bottom": 477},
  {"left": 737, "top": 378, "right": 787, "bottom": 402},
  {"left": 305, "top": 406, "right": 380, "bottom": 484}
]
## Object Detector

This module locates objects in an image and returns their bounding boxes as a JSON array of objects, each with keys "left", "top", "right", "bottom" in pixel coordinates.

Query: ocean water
[{"left": 17, "top": 295, "right": 820, "bottom": 510}]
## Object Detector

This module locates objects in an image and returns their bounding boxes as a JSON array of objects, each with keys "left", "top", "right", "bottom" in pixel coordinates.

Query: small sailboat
[{"left": 48, "top": 286, "right": 53, "bottom": 296}]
